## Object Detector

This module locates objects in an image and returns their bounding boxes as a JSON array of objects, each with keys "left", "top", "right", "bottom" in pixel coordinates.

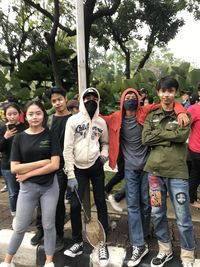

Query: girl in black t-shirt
[
  {"left": 0, "top": 101, "right": 60, "bottom": 267},
  {"left": 0, "top": 103, "right": 26, "bottom": 218}
]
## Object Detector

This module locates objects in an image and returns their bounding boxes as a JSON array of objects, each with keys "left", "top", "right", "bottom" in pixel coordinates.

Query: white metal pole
[
  {"left": 76, "top": 0, "right": 87, "bottom": 95},
  {"left": 76, "top": 0, "right": 90, "bottom": 220}
]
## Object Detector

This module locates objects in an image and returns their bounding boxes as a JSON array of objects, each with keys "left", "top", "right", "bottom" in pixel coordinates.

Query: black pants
[
  {"left": 105, "top": 153, "right": 124, "bottom": 194},
  {"left": 71, "top": 157, "right": 108, "bottom": 242},
  {"left": 189, "top": 149, "right": 200, "bottom": 203},
  {"left": 35, "top": 169, "right": 68, "bottom": 238}
]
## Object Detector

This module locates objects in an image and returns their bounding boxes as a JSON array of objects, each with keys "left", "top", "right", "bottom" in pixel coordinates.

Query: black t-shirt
[
  {"left": 0, "top": 123, "right": 26, "bottom": 169},
  {"left": 51, "top": 114, "right": 71, "bottom": 168},
  {"left": 11, "top": 128, "right": 61, "bottom": 185}
]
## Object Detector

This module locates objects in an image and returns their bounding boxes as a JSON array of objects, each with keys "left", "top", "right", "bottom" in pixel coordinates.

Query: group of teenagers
[{"left": 0, "top": 75, "right": 199, "bottom": 267}]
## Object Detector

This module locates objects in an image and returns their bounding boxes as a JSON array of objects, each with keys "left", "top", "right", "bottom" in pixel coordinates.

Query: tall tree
[
  {"left": 134, "top": 0, "right": 184, "bottom": 74},
  {"left": 43, "top": 0, "right": 62, "bottom": 87},
  {"left": 22, "top": 0, "right": 121, "bottom": 85},
  {"left": 92, "top": 0, "right": 139, "bottom": 79},
  {"left": 90, "top": 0, "right": 186, "bottom": 78},
  {"left": 0, "top": 2, "right": 44, "bottom": 75}
]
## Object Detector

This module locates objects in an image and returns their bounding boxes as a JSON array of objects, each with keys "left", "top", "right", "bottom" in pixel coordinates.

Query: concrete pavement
[{"left": 0, "top": 177, "right": 200, "bottom": 267}]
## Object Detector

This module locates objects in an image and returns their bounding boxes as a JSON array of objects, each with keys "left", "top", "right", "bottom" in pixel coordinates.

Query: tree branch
[
  {"left": 51, "top": 0, "right": 59, "bottom": 39},
  {"left": 0, "top": 59, "right": 12, "bottom": 67},
  {"left": 134, "top": 30, "right": 156, "bottom": 75},
  {"left": 16, "top": 27, "right": 35, "bottom": 62},
  {"left": 92, "top": 0, "right": 121, "bottom": 22},
  {"left": 22, "top": 0, "right": 76, "bottom": 36},
  {"left": 106, "top": 17, "right": 130, "bottom": 78}
]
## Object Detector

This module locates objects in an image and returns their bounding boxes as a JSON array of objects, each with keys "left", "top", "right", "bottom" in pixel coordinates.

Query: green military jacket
[{"left": 142, "top": 108, "right": 190, "bottom": 179}]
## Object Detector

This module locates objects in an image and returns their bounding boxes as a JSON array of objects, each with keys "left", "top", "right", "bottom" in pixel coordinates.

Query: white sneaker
[
  {"left": 11, "top": 211, "right": 16, "bottom": 217},
  {"left": 182, "top": 263, "right": 193, "bottom": 267},
  {"left": 0, "top": 185, "right": 8, "bottom": 193},
  {"left": 43, "top": 262, "right": 55, "bottom": 267},
  {"left": 64, "top": 242, "right": 83, "bottom": 257},
  {"left": 0, "top": 262, "right": 15, "bottom": 267},
  {"left": 108, "top": 195, "right": 123, "bottom": 212}
]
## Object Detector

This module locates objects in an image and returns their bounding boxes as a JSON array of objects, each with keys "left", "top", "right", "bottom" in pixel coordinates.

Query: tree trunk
[
  {"left": 84, "top": 0, "right": 121, "bottom": 86},
  {"left": 44, "top": 32, "right": 63, "bottom": 88},
  {"left": 134, "top": 35, "right": 155, "bottom": 75},
  {"left": 22, "top": 0, "right": 121, "bottom": 87},
  {"left": 124, "top": 49, "right": 130, "bottom": 79},
  {"left": 10, "top": 61, "right": 15, "bottom": 75}
]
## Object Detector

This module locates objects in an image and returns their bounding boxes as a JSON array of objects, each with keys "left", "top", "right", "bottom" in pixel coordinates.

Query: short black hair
[
  {"left": 156, "top": 76, "right": 179, "bottom": 91},
  {"left": 140, "top": 88, "right": 148, "bottom": 94},
  {"left": 125, "top": 91, "right": 137, "bottom": 98},
  {"left": 181, "top": 90, "right": 191, "bottom": 97},
  {"left": 190, "top": 92, "right": 200, "bottom": 105},
  {"left": 67, "top": 100, "right": 79, "bottom": 111},
  {"left": 6, "top": 96, "right": 18, "bottom": 103},
  {"left": 145, "top": 95, "right": 154, "bottom": 104},
  {"left": 46, "top": 86, "right": 66, "bottom": 99}
]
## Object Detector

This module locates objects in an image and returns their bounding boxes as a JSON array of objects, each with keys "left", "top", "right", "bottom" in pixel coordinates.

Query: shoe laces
[
  {"left": 131, "top": 246, "right": 141, "bottom": 260},
  {"left": 99, "top": 242, "right": 108, "bottom": 259},
  {"left": 157, "top": 252, "right": 169, "bottom": 259},
  {"left": 70, "top": 242, "right": 82, "bottom": 252}
]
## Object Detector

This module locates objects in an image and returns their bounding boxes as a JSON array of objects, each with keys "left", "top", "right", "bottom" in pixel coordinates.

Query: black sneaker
[
  {"left": 31, "top": 231, "right": 44, "bottom": 246},
  {"left": 64, "top": 242, "right": 83, "bottom": 257},
  {"left": 55, "top": 236, "right": 64, "bottom": 252},
  {"left": 127, "top": 244, "right": 149, "bottom": 267},
  {"left": 151, "top": 252, "right": 173, "bottom": 267},
  {"left": 99, "top": 242, "right": 109, "bottom": 267}
]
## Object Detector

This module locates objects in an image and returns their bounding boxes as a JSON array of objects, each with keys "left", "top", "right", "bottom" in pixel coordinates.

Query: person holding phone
[{"left": 0, "top": 103, "right": 26, "bottom": 220}]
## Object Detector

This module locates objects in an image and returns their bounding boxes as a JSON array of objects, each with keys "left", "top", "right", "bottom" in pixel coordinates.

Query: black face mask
[
  {"left": 123, "top": 99, "right": 138, "bottom": 111},
  {"left": 84, "top": 100, "right": 97, "bottom": 119}
]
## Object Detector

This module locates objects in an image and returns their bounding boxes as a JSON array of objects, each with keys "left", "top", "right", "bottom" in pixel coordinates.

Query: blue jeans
[
  {"left": 1, "top": 169, "right": 19, "bottom": 214},
  {"left": 149, "top": 174, "right": 195, "bottom": 250},
  {"left": 125, "top": 169, "right": 151, "bottom": 247}
]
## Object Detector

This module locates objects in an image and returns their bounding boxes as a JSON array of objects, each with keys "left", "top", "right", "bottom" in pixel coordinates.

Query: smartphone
[{"left": 7, "top": 124, "right": 16, "bottom": 130}]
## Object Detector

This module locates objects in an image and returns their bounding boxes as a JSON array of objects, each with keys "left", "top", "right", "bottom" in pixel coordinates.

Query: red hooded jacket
[{"left": 101, "top": 88, "right": 186, "bottom": 169}]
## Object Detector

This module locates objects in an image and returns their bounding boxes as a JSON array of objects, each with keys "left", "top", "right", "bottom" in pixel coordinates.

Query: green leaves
[{"left": 187, "top": 69, "right": 200, "bottom": 86}]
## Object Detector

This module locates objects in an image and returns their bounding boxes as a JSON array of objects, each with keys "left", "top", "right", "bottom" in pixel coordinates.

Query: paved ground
[{"left": 0, "top": 177, "right": 200, "bottom": 267}]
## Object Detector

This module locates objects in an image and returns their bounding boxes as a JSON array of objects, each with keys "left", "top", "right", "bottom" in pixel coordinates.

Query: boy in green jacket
[{"left": 142, "top": 76, "right": 195, "bottom": 267}]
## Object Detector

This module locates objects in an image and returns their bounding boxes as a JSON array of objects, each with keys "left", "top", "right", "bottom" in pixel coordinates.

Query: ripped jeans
[{"left": 148, "top": 174, "right": 195, "bottom": 251}]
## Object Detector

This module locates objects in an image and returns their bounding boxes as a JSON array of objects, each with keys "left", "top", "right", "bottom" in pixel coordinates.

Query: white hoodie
[{"left": 63, "top": 88, "right": 109, "bottom": 179}]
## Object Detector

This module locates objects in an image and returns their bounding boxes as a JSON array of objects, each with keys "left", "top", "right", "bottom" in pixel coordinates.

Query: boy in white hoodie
[{"left": 63, "top": 88, "right": 109, "bottom": 267}]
